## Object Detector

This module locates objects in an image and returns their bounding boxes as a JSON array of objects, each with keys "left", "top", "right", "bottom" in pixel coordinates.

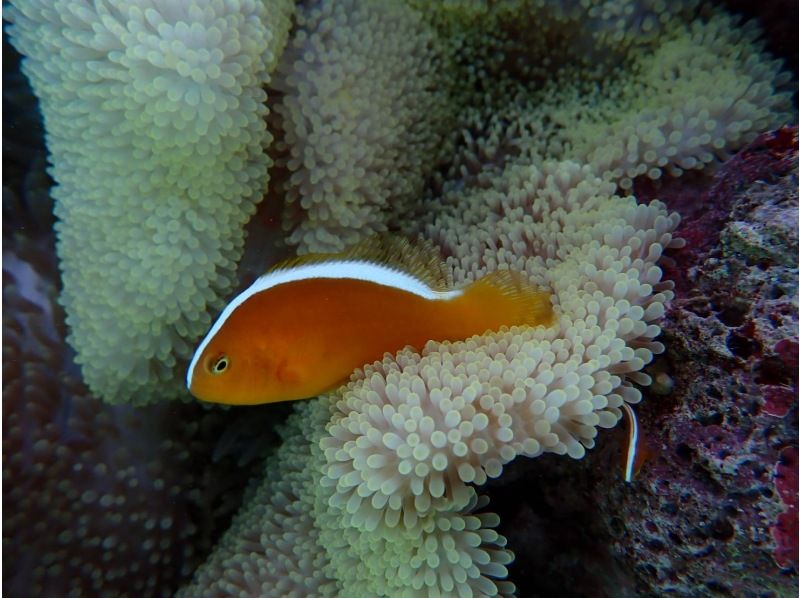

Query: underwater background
[{"left": 3, "top": 0, "right": 798, "bottom": 596}]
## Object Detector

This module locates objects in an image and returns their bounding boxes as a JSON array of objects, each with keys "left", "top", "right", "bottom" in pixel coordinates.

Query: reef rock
[{"left": 484, "top": 128, "right": 798, "bottom": 597}]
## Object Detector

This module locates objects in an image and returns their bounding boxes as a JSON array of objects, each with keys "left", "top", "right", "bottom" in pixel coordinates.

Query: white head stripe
[
  {"left": 186, "top": 259, "right": 462, "bottom": 388},
  {"left": 621, "top": 402, "right": 639, "bottom": 483}
]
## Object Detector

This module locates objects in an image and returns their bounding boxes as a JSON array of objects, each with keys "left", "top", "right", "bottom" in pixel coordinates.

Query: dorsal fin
[{"left": 269, "top": 235, "right": 453, "bottom": 291}]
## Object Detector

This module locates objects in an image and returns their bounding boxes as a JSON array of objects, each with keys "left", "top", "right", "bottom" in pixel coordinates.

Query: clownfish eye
[{"left": 209, "top": 355, "right": 229, "bottom": 375}]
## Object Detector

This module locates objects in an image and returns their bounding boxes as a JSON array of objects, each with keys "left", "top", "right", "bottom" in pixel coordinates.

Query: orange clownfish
[{"left": 186, "top": 237, "right": 554, "bottom": 405}]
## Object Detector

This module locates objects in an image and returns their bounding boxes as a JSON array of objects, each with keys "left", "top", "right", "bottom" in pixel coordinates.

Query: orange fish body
[{"left": 187, "top": 238, "right": 553, "bottom": 405}]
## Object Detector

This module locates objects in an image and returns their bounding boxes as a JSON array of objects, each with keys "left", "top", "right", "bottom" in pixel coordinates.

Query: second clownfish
[{"left": 187, "top": 236, "right": 554, "bottom": 405}]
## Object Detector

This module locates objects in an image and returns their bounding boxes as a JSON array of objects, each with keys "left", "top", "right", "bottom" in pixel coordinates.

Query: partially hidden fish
[
  {"left": 186, "top": 236, "right": 554, "bottom": 405},
  {"left": 620, "top": 402, "right": 654, "bottom": 482}
]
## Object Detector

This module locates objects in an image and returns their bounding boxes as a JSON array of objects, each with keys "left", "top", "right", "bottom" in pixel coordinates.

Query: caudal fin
[{"left": 464, "top": 270, "right": 554, "bottom": 329}]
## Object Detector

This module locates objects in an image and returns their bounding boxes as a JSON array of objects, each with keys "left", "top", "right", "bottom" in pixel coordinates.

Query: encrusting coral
[
  {"left": 613, "top": 127, "right": 799, "bottom": 596},
  {"left": 5, "top": 0, "right": 294, "bottom": 404}
]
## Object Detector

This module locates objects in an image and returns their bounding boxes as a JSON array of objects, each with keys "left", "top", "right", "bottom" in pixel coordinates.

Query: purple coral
[
  {"left": 481, "top": 129, "right": 798, "bottom": 597},
  {"left": 2, "top": 238, "right": 263, "bottom": 596},
  {"left": 611, "top": 127, "right": 798, "bottom": 593},
  {"left": 1, "top": 98, "right": 276, "bottom": 594},
  {"left": 772, "top": 446, "right": 798, "bottom": 570},
  {"left": 630, "top": 128, "right": 799, "bottom": 587}
]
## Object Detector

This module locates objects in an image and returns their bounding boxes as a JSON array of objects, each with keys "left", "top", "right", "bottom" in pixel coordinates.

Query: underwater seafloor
[{"left": 3, "top": 1, "right": 799, "bottom": 597}]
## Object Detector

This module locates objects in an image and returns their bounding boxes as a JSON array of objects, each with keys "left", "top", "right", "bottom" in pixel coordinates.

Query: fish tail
[{"left": 462, "top": 270, "right": 554, "bottom": 329}]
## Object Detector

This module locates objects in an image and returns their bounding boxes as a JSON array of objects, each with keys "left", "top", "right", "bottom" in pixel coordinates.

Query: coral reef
[
  {"left": 182, "top": 150, "right": 682, "bottom": 595},
  {"left": 4, "top": 0, "right": 797, "bottom": 596},
  {"left": 5, "top": 0, "right": 294, "bottom": 404},
  {"left": 2, "top": 41, "right": 282, "bottom": 597},
  {"left": 416, "top": 0, "right": 792, "bottom": 197},
  {"left": 2, "top": 235, "right": 265, "bottom": 596},
  {"left": 626, "top": 127, "right": 799, "bottom": 592},
  {"left": 271, "top": 0, "right": 454, "bottom": 254},
  {"left": 6, "top": 0, "right": 791, "bottom": 407},
  {"left": 557, "top": 11, "right": 792, "bottom": 189},
  {"left": 174, "top": 401, "right": 338, "bottom": 598},
  {"left": 478, "top": 129, "right": 798, "bottom": 597},
  {"left": 773, "top": 446, "right": 798, "bottom": 571}
]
